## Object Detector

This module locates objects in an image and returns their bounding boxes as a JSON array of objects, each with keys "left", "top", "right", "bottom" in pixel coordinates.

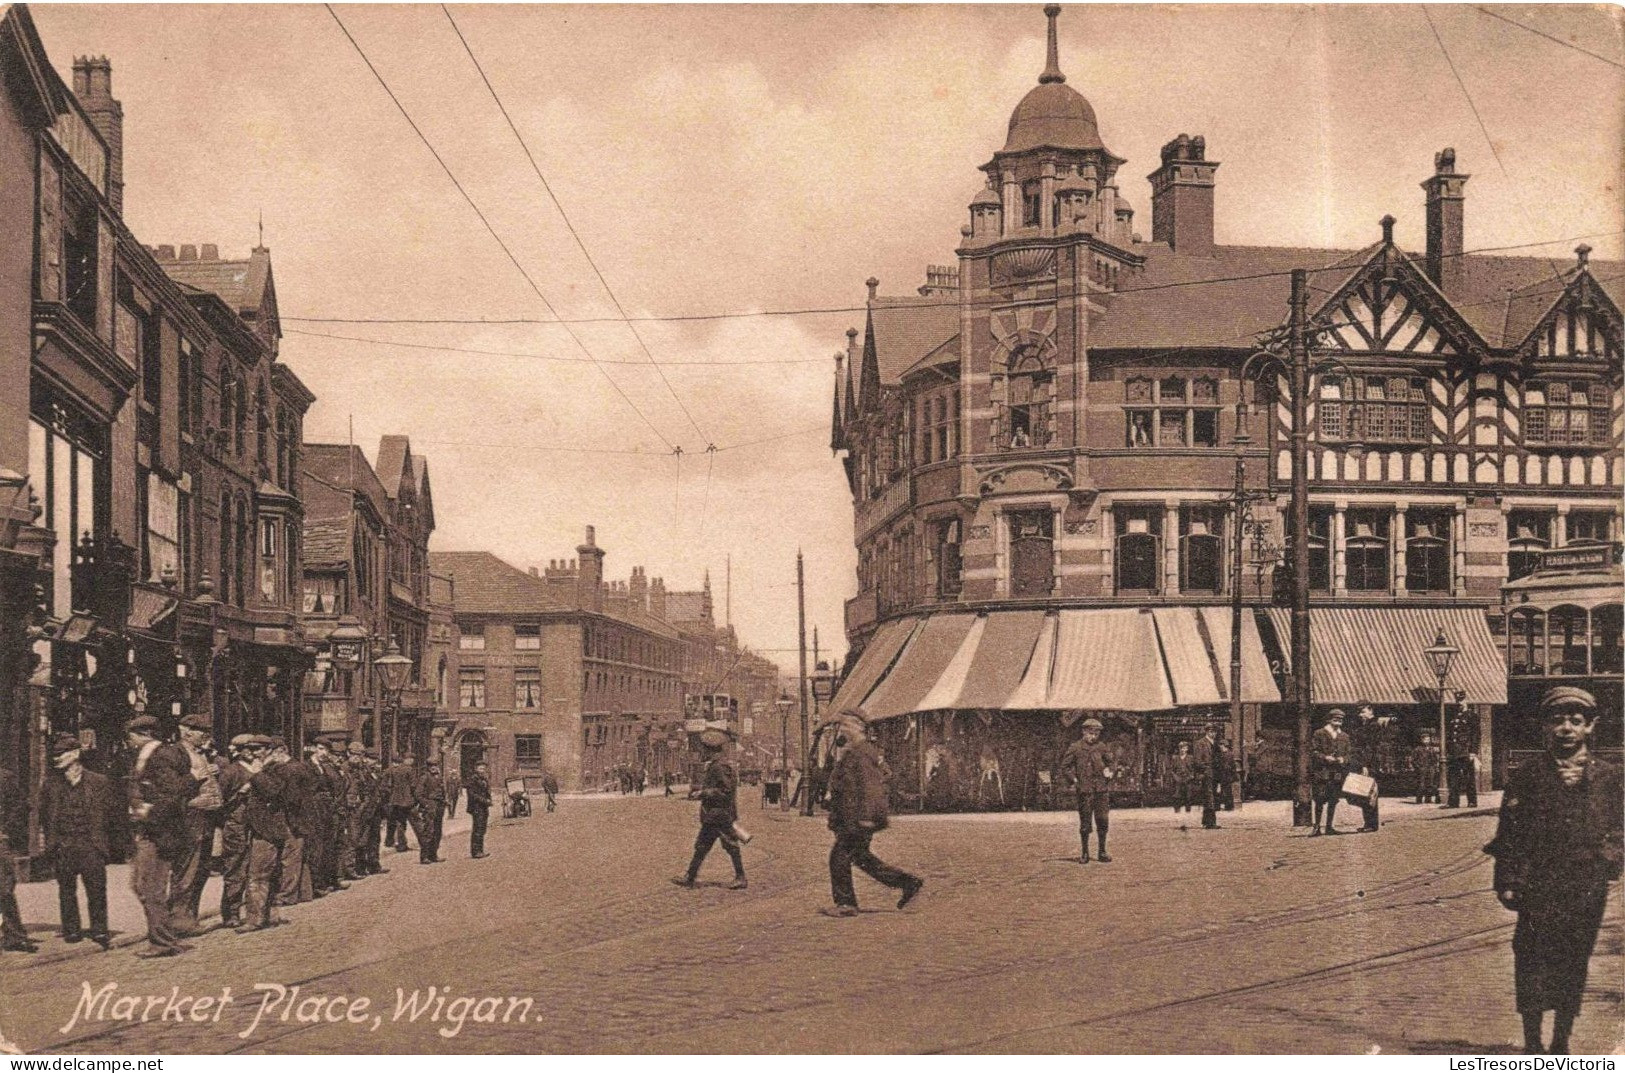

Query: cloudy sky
[{"left": 30, "top": 4, "right": 1623, "bottom": 669}]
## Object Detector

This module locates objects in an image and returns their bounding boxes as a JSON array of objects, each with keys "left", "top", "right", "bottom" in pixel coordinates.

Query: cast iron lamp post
[{"left": 1423, "top": 629, "right": 1460, "bottom": 804}]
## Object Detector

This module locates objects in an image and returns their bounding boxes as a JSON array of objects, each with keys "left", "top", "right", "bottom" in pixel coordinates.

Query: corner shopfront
[{"left": 830, "top": 607, "right": 1280, "bottom": 811}]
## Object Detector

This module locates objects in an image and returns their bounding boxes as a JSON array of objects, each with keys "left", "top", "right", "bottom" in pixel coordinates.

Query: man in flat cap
[
  {"left": 672, "top": 728, "right": 746, "bottom": 890},
  {"left": 412, "top": 761, "right": 448, "bottom": 864},
  {"left": 1411, "top": 732, "right": 1442, "bottom": 805},
  {"left": 216, "top": 734, "right": 259, "bottom": 927},
  {"left": 465, "top": 762, "right": 493, "bottom": 859},
  {"left": 125, "top": 714, "right": 195, "bottom": 957},
  {"left": 1310, "top": 710, "right": 1352, "bottom": 836},
  {"left": 40, "top": 734, "right": 114, "bottom": 948},
  {"left": 240, "top": 736, "right": 291, "bottom": 932},
  {"left": 823, "top": 712, "right": 921, "bottom": 916},
  {"left": 1190, "top": 723, "right": 1222, "bottom": 830},
  {"left": 384, "top": 753, "right": 417, "bottom": 852},
  {"left": 169, "top": 713, "right": 224, "bottom": 935},
  {"left": 1486, "top": 686, "right": 1622, "bottom": 1055},
  {"left": 1059, "top": 717, "right": 1116, "bottom": 863}
]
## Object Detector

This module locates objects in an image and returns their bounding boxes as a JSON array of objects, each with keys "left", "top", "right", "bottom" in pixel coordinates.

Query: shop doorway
[{"left": 458, "top": 731, "right": 489, "bottom": 782}]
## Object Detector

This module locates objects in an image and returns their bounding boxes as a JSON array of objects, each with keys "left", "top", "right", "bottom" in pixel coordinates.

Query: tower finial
[{"left": 1040, "top": 5, "right": 1065, "bottom": 84}]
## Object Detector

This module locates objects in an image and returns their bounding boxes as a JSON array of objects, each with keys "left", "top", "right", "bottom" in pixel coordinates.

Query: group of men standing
[{"left": 2, "top": 713, "right": 493, "bottom": 960}]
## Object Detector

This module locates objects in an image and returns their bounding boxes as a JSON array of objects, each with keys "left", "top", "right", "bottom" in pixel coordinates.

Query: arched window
[
  {"left": 255, "top": 384, "right": 269, "bottom": 472},
  {"left": 1549, "top": 605, "right": 1589, "bottom": 676},
  {"left": 1508, "top": 609, "right": 1545, "bottom": 676},
  {"left": 1114, "top": 506, "right": 1162, "bottom": 594},
  {"left": 1002, "top": 346, "right": 1053, "bottom": 449}
]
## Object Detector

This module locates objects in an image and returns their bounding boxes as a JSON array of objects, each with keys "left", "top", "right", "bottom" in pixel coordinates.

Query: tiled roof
[
  {"left": 377, "top": 436, "right": 410, "bottom": 499},
  {"left": 869, "top": 297, "right": 960, "bottom": 390},
  {"left": 428, "top": 551, "right": 566, "bottom": 616},
  {"left": 302, "top": 444, "right": 388, "bottom": 517},
  {"left": 664, "top": 591, "right": 709, "bottom": 625},
  {"left": 155, "top": 249, "right": 271, "bottom": 317},
  {"left": 302, "top": 515, "right": 352, "bottom": 567}
]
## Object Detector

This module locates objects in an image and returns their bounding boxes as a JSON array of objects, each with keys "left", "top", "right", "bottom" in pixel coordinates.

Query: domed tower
[{"left": 951, "top": 5, "right": 1141, "bottom": 602}]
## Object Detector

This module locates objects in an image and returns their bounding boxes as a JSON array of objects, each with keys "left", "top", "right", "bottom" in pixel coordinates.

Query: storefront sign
[{"left": 1539, "top": 544, "right": 1618, "bottom": 572}]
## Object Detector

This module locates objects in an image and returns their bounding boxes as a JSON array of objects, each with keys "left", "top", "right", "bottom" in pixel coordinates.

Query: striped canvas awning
[
  {"left": 1264, "top": 606, "right": 1508, "bottom": 705},
  {"left": 828, "top": 616, "right": 917, "bottom": 714},
  {"left": 1048, "top": 609, "right": 1174, "bottom": 711},
  {"left": 863, "top": 614, "right": 979, "bottom": 720}
]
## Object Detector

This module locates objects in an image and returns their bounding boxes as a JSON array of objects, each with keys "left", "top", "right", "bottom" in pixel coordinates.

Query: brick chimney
[
  {"left": 649, "top": 577, "right": 667, "bottom": 621},
  {"left": 629, "top": 565, "right": 648, "bottom": 612},
  {"left": 1147, "top": 134, "right": 1218, "bottom": 256},
  {"left": 576, "top": 526, "right": 604, "bottom": 613},
  {"left": 1422, "top": 147, "right": 1469, "bottom": 295},
  {"left": 71, "top": 56, "right": 123, "bottom": 214}
]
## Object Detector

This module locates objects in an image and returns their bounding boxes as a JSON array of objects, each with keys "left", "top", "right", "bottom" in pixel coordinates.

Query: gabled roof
[
  {"left": 301, "top": 514, "right": 353, "bottom": 568},
  {"left": 302, "top": 443, "right": 389, "bottom": 522},
  {"left": 156, "top": 247, "right": 278, "bottom": 338},
  {"left": 408, "top": 453, "right": 435, "bottom": 531},
  {"left": 664, "top": 590, "right": 710, "bottom": 625},
  {"left": 860, "top": 296, "right": 961, "bottom": 400},
  {"left": 376, "top": 435, "right": 411, "bottom": 499},
  {"left": 428, "top": 551, "right": 567, "bottom": 616},
  {"left": 1, "top": 5, "right": 70, "bottom": 129},
  {"left": 1501, "top": 260, "right": 1624, "bottom": 352}
]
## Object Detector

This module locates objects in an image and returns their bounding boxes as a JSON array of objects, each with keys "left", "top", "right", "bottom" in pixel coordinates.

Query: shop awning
[
  {"left": 1048, "top": 609, "right": 1174, "bottom": 711},
  {"left": 1195, "top": 606, "right": 1282, "bottom": 704},
  {"left": 862, "top": 614, "right": 979, "bottom": 720},
  {"left": 1153, "top": 608, "right": 1227, "bottom": 706},
  {"left": 1005, "top": 612, "right": 1057, "bottom": 709},
  {"left": 828, "top": 616, "right": 917, "bottom": 714},
  {"left": 953, "top": 610, "right": 1049, "bottom": 709},
  {"left": 1264, "top": 607, "right": 1508, "bottom": 705}
]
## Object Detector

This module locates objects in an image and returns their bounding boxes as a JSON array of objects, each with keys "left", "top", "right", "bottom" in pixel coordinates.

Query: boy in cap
[
  {"left": 1486, "top": 687, "right": 1623, "bottom": 1054},
  {"left": 1411, "top": 733, "right": 1442, "bottom": 804},
  {"left": 1059, "top": 718, "right": 1116, "bottom": 862},
  {"left": 672, "top": 729, "right": 746, "bottom": 890},
  {"left": 39, "top": 735, "right": 113, "bottom": 948},
  {"left": 1310, "top": 710, "right": 1351, "bottom": 836}
]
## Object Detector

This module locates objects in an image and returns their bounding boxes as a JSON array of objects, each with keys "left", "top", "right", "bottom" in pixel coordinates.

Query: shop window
[
  {"left": 1307, "top": 507, "right": 1332, "bottom": 593},
  {"left": 1508, "top": 609, "right": 1545, "bottom": 676},
  {"left": 1180, "top": 506, "right": 1226, "bottom": 594},
  {"left": 1115, "top": 507, "right": 1163, "bottom": 594},
  {"left": 1507, "top": 510, "right": 1553, "bottom": 582},
  {"left": 303, "top": 575, "right": 342, "bottom": 615},
  {"left": 1344, "top": 509, "right": 1391, "bottom": 592},
  {"left": 514, "top": 735, "right": 543, "bottom": 768},
  {"left": 28, "top": 403, "right": 104, "bottom": 616},
  {"left": 515, "top": 669, "right": 542, "bottom": 709},
  {"left": 515, "top": 624, "right": 541, "bottom": 651},
  {"left": 1008, "top": 510, "right": 1054, "bottom": 597},
  {"left": 459, "top": 668, "right": 486, "bottom": 709},
  {"left": 1567, "top": 511, "right": 1613, "bottom": 544},
  {"left": 460, "top": 626, "right": 486, "bottom": 651},
  {"left": 1549, "top": 606, "right": 1589, "bottom": 676},
  {"left": 934, "top": 517, "right": 963, "bottom": 598},
  {"left": 1404, "top": 509, "right": 1452, "bottom": 593}
]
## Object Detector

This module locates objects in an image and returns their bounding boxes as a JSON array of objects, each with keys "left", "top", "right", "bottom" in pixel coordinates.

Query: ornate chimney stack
[
  {"left": 71, "top": 56, "right": 123, "bottom": 214},
  {"left": 1423, "top": 147, "right": 1469, "bottom": 295}
]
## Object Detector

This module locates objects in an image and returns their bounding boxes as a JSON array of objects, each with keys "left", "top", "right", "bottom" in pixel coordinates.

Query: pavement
[{"left": 0, "top": 788, "right": 1618, "bottom": 1055}]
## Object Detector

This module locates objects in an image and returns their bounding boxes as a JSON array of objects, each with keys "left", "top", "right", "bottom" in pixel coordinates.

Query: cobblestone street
[{"left": 1, "top": 790, "right": 1619, "bottom": 1055}]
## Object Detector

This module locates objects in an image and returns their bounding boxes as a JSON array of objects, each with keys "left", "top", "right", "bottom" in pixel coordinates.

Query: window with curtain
[
  {"left": 1405, "top": 509, "right": 1452, "bottom": 593},
  {"left": 1344, "top": 508, "right": 1391, "bottom": 592},
  {"left": 459, "top": 668, "right": 486, "bottom": 709},
  {"left": 515, "top": 669, "right": 542, "bottom": 709},
  {"left": 303, "top": 575, "right": 341, "bottom": 614}
]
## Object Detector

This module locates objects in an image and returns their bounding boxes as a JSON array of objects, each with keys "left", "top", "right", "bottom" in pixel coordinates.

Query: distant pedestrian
[
  {"left": 1446, "top": 705, "right": 1480, "bottom": 808},
  {"left": 1059, "top": 717, "right": 1115, "bottom": 863},
  {"left": 125, "top": 715, "right": 194, "bottom": 958},
  {"left": 672, "top": 730, "right": 746, "bottom": 890},
  {"left": 1486, "top": 687, "right": 1623, "bottom": 1055},
  {"left": 822, "top": 711, "right": 921, "bottom": 916},
  {"left": 1191, "top": 724, "right": 1221, "bottom": 829},
  {"left": 541, "top": 771, "right": 559, "bottom": 812},
  {"left": 637, "top": 768, "right": 647, "bottom": 796},
  {"left": 1311, "top": 710, "right": 1351, "bottom": 836},
  {"left": 239, "top": 737, "right": 290, "bottom": 933},
  {"left": 0, "top": 767, "right": 36, "bottom": 954},
  {"left": 1214, "top": 740, "right": 1238, "bottom": 812},
  {"left": 385, "top": 754, "right": 417, "bottom": 851},
  {"left": 466, "top": 763, "right": 492, "bottom": 859},
  {"left": 1411, "top": 733, "right": 1442, "bottom": 804},
  {"left": 39, "top": 735, "right": 113, "bottom": 949},
  {"left": 1169, "top": 741, "right": 1194, "bottom": 814},
  {"left": 663, "top": 771, "right": 674, "bottom": 798},
  {"left": 413, "top": 762, "right": 447, "bottom": 863},
  {"left": 444, "top": 767, "right": 462, "bottom": 819}
]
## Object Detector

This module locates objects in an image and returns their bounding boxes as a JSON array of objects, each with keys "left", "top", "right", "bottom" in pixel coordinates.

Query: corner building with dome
[{"left": 828, "top": 6, "right": 1623, "bottom": 812}]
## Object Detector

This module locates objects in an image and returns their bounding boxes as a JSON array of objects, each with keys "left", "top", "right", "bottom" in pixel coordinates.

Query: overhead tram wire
[
  {"left": 283, "top": 327, "right": 831, "bottom": 366},
  {"left": 322, "top": 5, "right": 677, "bottom": 453},
  {"left": 1469, "top": 6, "right": 1625, "bottom": 70},
  {"left": 280, "top": 229, "right": 1623, "bottom": 327},
  {"left": 440, "top": 5, "right": 712, "bottom": 445}
]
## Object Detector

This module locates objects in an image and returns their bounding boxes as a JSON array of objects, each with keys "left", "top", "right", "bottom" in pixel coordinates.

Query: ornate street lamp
[
  {"left": 1423, "top": 629, "right": 1460, "bottom": 803},
  {"left": 374, "top": 636, "right": 413, "bottom": 764}
]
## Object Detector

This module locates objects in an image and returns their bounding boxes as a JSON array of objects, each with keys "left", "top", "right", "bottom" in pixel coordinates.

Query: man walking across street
[
  {"left": 125, "top": 715, "right": 195, "bottom": 958},
  {"left": 1059, "top": 718, "right": 1115, "bottom": 863},
  {"left": 1190, "top": 724, "right": 1221, "bottom": 829},
  {"left": 1486, "top": 687, "right": 1623, "bottom": 1055},
  {"left": 413, "top": 761, "right": 447, "bottom": 864},
  {"left": 39, "top": 735, "right": 113, "bottom": 949},
  {"left": 1311, "top": 710, "right": 1352, "bottom": 836},
  {"left": 1411, "top": 733, "right": 1442, "bottom": 805},
  {"left": 672, "top": 729, "right": 747, "bottom": 890},
  {"left": 541, "top": 770, "right": 559, "bottom": 813},
  {"left": 466, "top": 762, "right": 492, "bottom": 858},
  {"left": 823, "top": 711, "right": 921, "bottom": 916}
]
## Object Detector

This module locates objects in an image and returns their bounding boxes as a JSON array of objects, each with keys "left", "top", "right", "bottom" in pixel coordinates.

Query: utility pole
[
  {"left": 797, "top": 550, "right": 811, "bottom": 815},
  {"left": 1288, "top": 268, "right": 1314, "bottom": 828},
  {"left": 811, "top": 626, "right": 820, "bottom": 721},
  {"left": 1229, "top": 412, "right": 1250, "bottom": 801}
]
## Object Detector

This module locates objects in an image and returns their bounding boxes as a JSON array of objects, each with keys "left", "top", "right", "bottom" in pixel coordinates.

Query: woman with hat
[
  {"left": 39, "top": 734, "right": 114, "bottom": 949},
  {"left": 1485, "top": 686, "right": 1623, "bottom": 1055},
  {"left": 672, "top": 728, "right": 746, "bottom": 890}
]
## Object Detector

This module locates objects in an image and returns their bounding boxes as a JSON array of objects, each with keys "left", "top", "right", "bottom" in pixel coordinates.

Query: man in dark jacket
[
  {"left": 1411, "top": 733, "right": 1442, "bottom": 805},
  {"left": 1190, "top": 724, "right": 1221, "bottom": 829},
  {"left": 0, "top": 766, "right": 36, "bottom": 953},
  {"left": 385, "top": 754, "right": 416, "bottom": 851},
  {"left": 823, "top": 713, "right": 920, "bottom": 916},
  {"left": 1446, "top": 703, "right": 1480, "bottom": 808},
  {"left": 125, "top": 714, "right": 196, "bottom": 957},
  {"left": 40, "top": 735, "right": 114, "bottom": 948},
  {"left": 268, "top": 740, "right": 311, "bottom": 906},
  {"left": 170, "top": 713, "right": 224, "bottom": 935},
  {"left": 1059, "top": 717, "right": 1116, "bottom": 863},
  {"left": 1346, "top": 702, "right": 1386, "bottom": 832},
  {"left": 541, "top": 771, "right": 559, "bottom": 812},
  {"left": 240, "top": 737, "right": 290, "bottom": 932},
  {"left": 216, "top": 735, "right": 257, "bottom": 927},
  {"left": 412, "top": 761, "right": 447, "bottom": 864},
  {"left": 466, "top": 763, "right": 492, "bottom": 858},
  {"left": 672, "top": 730, "right": 747, "bottom": 890},
  {"left": 1169, "top": 741, "right": 1194, "bottom": 814},
  {"left": 1311, "top": 710, "right": 1352, "bottom": 836},
  {"left": 1486, "top": 686, "right": 1623, "bottom": 1055}
]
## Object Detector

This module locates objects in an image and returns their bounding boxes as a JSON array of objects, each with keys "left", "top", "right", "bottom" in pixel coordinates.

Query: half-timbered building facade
[{"left": 829, "top": 7, "right": 1622, "bottom": 810}]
